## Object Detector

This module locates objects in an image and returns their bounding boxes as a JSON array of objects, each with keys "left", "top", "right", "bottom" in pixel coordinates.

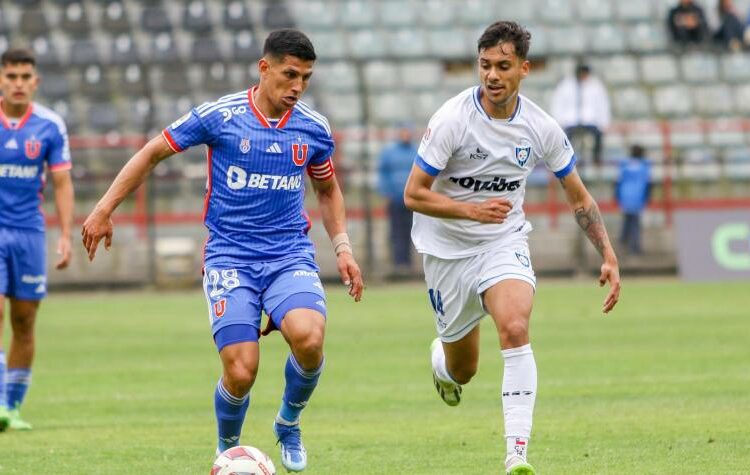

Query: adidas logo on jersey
[
  {"left": 4, "top": 138, "right": 18, "bottom": 149},
  {"left": 266, "top": 142, "right": 282, "bottom": 153}
]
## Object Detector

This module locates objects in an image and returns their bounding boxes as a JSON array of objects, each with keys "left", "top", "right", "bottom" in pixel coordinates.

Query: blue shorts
[
  {"left": 203, "top": 254, "right": 326, "bottom": 351},
  {"left": 0, "top": 227, "right": 47, "bottom": 300}
]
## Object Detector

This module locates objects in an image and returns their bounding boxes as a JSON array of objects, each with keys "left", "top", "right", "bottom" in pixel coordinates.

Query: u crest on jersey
[
  {"left": 239, "top": 138, "right": 251, "bottom": 154},
  {"left": 24, "top": 138, "right": 41, "bottom": 160},
  {"left": 292, "top": 143, "right": 309, "bottom": 166}
]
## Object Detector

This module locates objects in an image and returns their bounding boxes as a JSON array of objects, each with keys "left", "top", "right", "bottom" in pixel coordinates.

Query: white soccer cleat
[
  {"left": 430, "top": 338, "right": 462, "bottom": 407},
  {"left": 505, "top": 455, "right": 536, "bottom": 475}
]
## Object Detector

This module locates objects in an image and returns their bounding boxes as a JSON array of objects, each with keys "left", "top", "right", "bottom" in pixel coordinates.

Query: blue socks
[
  {"left": 6, "top": 368, "right": 31, "bottom": 410},
  {"left": 214, "top": 378, "right": 249, "bottom": 452},
  {"left": 277, "top": 354, "right": 323, "bottom": 424},
  {"left": 0, "top": 352, "right": 6, "bottom": 409}
]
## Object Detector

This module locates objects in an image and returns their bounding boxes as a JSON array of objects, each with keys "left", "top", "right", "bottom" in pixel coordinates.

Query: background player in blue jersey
[
  {"left": 0, "top": 48, "right": 74, "bottom": 432},
  {"left": 81, "top": 29, "right": 363, "bottom": 472}
]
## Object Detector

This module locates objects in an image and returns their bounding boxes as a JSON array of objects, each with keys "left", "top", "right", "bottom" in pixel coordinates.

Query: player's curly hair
[
  {"left": 263, "top": 28, "right": 316, "bottom": 62},
  {"left": 1, "top": 48, "right": 36, "bottom": 67},
  {"left": 477, "top": 21, "right": 531, "bottom": 59}
]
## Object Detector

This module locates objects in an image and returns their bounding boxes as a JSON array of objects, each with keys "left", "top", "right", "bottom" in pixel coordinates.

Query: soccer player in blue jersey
[
  {"left": 81, "top": 29, "right": 363, "bottom": 472},
  {"left": 0, "top": 48, "right": 74, "bottom": 432}
]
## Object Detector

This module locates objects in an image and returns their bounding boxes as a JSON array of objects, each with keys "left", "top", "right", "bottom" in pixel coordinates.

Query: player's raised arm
[
  {"left": 310, "top": 174, "right": 364, "bottom": 302},
  {"left": 81, "top": 134, "right": 175, "bottom": 260},
  {"left": 558, "top": 169, "right": 621, "bottom": 313},
  {"left": 403, "top": 163, "right": 512, "bottom": 224}
]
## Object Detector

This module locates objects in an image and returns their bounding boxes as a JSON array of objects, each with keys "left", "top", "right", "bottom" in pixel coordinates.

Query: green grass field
[{"left": 1, "top": 279, "right": 749, "bottom": 474}]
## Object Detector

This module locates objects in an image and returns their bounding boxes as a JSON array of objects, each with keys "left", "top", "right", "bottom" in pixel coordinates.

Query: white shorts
[{"left": 422, "top": 234, "right": 536, "bottom": 343}]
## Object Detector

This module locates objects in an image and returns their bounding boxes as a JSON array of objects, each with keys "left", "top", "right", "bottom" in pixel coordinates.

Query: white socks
[
  {"left": 501, "top": 344, "right": 537, "bottom": 460},
  {"left": 431, "top": 340, "right": 458, "bottom": 385}
]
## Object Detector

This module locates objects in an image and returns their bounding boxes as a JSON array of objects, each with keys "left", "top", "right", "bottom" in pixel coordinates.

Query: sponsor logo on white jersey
[
  {"left": 226, "top": 165, "right": 302, "bottom": 191},
  {"left": 468, "top": 147, "right": 488, "bottom": 160},
  {"left": 219, "top": 105, "right": 247, "bottom": 122},
  {"left": 0, "top": 164, "right": 38, "bottom": 178},
  {"left": 4, "top": 138, "right": 18, "bottom": 149},
  {"left": 266, "top": 142, "right": 282, "bottom": 153}
]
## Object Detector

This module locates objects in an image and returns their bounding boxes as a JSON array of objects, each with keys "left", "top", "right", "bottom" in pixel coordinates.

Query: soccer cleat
[
  {"left": 8, "top": 409, "right": 32, "bottom": 430},
  {"left": 273, "top": 420, "right": 307, "bottom": 472},
  {"left": 0, "top": 406, "right": 9, "bottom": 432},
  {"left": 505, "top": 455, "right": 536, "bottom": 475},
  {"left": 430, "top": 338, "right": 462, "bottom": 407}
]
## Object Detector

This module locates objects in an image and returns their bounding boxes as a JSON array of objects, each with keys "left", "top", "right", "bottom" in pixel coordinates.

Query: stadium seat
[
  {"left": 639, "top": 55, "right": 679, "bottom": 84},
  {"left": 11, "top": 0, "right": 42, "bottom": 6},
  {"left": 122, "top": 96, "right": 153, "bottom": 132},
  {"left": 196, "top": 62, "right": 235, "bottom": 95},
  {"left": 68, "top": 38, "right": 101, "bottom": 67},
  {"left": 369, "top": 91, "right": 411, "bottom": 124},
  {"left": 707, "top": 118, "right": 747, "bottom": 147},
  {"left": 338, "top": 0, "right": 376, "bottom": 30},
  {"left": 153, "top": 64, "right": 192, "bottom": 97},
  {"left": 588, "top": 24, "right": 627, "bottom": 53},
  {"left": 262, "top": 2, "right": 295, "bottom": 29},
  {"left": 653, "top": 85, "right": 693, "bottom": 117},
  {"left": 0, "top": 9, "right": 9, "bottom": 35},
  {"left": 669, "top": 119, "right": 705, "bottom": 149},
  {"left": 421, "top": 0, "right": 456, "bottom": 27},
  {"left": 495, "top": 0, "right": 536, "bottom": 23},
  {"left": 313, "top": 61, "right": 359, "bottom": 92},
  {"left": 723, "top": 146, "right": 750, "bottom": 162},
  {"left": 459, "top": 0, "right": 495, "bottom": 26},
  {"left": 378, "top": 0, "right": 417, "bottom": 29},
  {"left": 60, "top": 2, "right": 91, "bottom": 37},
  {"left": 626, "top": 22, "right": 668, "bottom": 53},
  {"left": 190, "top": 36, "right": 224, "bottom": 64},
  {"left": 426, "top": 27, "right": 469, "bottom": 59},
  {"left": 30, "top": 35, "right": 62, "bottom": 68},
  {"left": 231, "top": 30, "right": 262, "bottom": 62},
  {"left": 576, "top": 0, "right": 614, "bottom": 23},
  {"left": 87, "top": 102, "right": 121, "bottom": 133},
  {"left": 411, "top": 90, "right": 447, "bottom": 123},
  {"left": 183, "top": 0, "right": 213, "bottom": 33},
  {"left": 79, "top": 64, "right": 112, "bottom": 100},
  {"left": 595, "top": 54, "right": 639, "bottom": 85},
  {"left": 148, "top": 32, "right": 183, "bottom": 64},
  {"left": 306, "top": 30, "right": 347, "bottom": 60},
  {"left": 347, "top": 30, "right": 387, "bottom": 59},
  {"left": 99, "top": 1, "right": 132, "bottom": 34},
  {"left": 615, "top": 0, "right": 653, "bottom": 21},
  {"left": 612, "top": 87, "right": 652, "bottom": 118},
  {"left": 109, "top": 34, "right": 141, "bottom": 65},
  {"left": 363, "top": 61, "right": 399, "bottom": 92},
  {"left": 288, "top": 0, "right": 335, "bottom": 30},
  {"left": 116, "top": 64, "right": 148, "bottom": 97},
  {"left": 223, "top": 0, "right": 254, "bottom": 31},
  {"left": 141, "top": 5, "right": 172, "bottom": 33},
  {"left": 538, "top": 0, "right": 574, "bottom": 24},
  {"left": 400, "top": 61, "right": 443, "bottom": 91},
  {"left": 733, "top": 85, "right": 750, "bottom": 114},
  {"left": 50, "top": 99, "right": 80, "bottom": 134},
  {"left": 386, "top": 29, "right": 428, "bottom": 58},
  {"left": 525, "top": 24, "right": 550, "bottom": 57},
  {"left": 681, "top": 53, "right": 719, "bottom": 84},
  {"left": 19, "top": 9, "right": 50, "bottom": 37},
  {"left": 318, "top": 92, "right": 362, "bottom": 125},
  {"left": 692, "top": 85, "right": 734, "bottom": 116},
  {"left": 720, "top": 53, "right": 750, "bottom": 83},
  {"left": 38, "top": 70, "right": 71, "bottom": 101},
  {"left": 547, "top": 26, "right": 586, "bottom": 54}
]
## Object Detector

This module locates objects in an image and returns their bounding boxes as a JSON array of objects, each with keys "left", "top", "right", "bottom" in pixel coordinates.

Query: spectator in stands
[
  {"left": 615, "top": 145, "right": 651, "bottom": 256},
  {"left": 713, "top": 0, "right": 746, "bottom": 51},
  {"left": 549, "top": 61, "right": 610, "bottom": 166},
  {"left": 667, "top": 0, "right": 710, "bottom": 47},
  {"left": 377, "top": 122, "right": 417, "bottom": 276}
]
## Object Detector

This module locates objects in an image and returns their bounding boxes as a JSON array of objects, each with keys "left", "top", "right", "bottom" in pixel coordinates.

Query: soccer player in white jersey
[
  {"left": 81, "top": 29, "right": 363, "bottom": 472},
  {"left": 404, "top": 21, "right": 621, "bottom": 475}
]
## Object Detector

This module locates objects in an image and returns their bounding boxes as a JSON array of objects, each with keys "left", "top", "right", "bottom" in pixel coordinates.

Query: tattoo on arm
[{"left": 574, "top": 203, "right": 608, "bottom": 256}]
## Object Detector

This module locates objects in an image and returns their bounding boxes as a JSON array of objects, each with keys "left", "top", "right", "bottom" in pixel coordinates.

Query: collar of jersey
[
  {"left": 248, "top": 85, "right": 293, "bottom": 129},
  {"left": 473, "top": 86, "right": 521, "bottom": 123},
  {"left": 0, "top": 98, "right": 34, "bottom": 130}
]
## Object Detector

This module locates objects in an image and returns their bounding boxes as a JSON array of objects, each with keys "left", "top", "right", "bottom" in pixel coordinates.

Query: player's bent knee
[
  {"left": 501, "top": 319, "right": 530, "bottom": 347},
  {"left": 223, "top": 359, "right": 258, "bottom": 393}
]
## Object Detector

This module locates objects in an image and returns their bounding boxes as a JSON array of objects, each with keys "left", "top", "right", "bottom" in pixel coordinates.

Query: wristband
[{"left": 332, "top": 233, "right": 353, "bottom": 255}]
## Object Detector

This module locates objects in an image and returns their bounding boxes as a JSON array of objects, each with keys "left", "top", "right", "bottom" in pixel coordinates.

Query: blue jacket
[
  {"left": 616, "top": 158, "right": 651, "bottom": 213},
  {"left": 377, "top": 141, "right": 417, "bottom": 201}
]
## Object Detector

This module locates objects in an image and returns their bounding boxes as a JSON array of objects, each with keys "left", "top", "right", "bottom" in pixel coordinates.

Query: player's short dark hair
[
  {"left": 477, "top": 21, "right": 531, "bottom": 59},
  {"left": 1, "top": 48, "right": 36, "bottom": 67},
  {"left": 263, "top": 29, "right": 316, "bottom": 62},
  {"left": 630, "top": 144, "right": 646, "bottom": 159}
]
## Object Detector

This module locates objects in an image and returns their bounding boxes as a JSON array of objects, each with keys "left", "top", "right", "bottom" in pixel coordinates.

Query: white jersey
[{"left": 412, "top": 87, "right": 576, "bottom": 259}]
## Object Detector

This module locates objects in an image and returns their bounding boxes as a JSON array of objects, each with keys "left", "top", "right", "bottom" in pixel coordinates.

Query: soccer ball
[{"left": 211, "top": 446, "right": 276, "bottom": 475}]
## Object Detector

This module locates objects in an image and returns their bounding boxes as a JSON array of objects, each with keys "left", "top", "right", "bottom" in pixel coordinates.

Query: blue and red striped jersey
[
  {"left": 0, "top": 101, "right": 71, "bottom": 232},
  {"left": 162, "top": 87, "right": 336, "bottom": 265}
]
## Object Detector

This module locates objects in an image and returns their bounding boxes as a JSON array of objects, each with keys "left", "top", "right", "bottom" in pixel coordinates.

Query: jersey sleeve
[
  {"left": 47, "top": 118, "right": 72, "bottom": 172},
  {"left": 416, "top": 106, "right": 462, "bottom": 176},
  {"left": 307, "top": 127, "right": 336, "bottom": 181},
  {"left": 542, "top": 121, "right": 576, "bottom": 178},
  {"left": 161, "top": 106, "right": 219, "bottom": 152}
]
